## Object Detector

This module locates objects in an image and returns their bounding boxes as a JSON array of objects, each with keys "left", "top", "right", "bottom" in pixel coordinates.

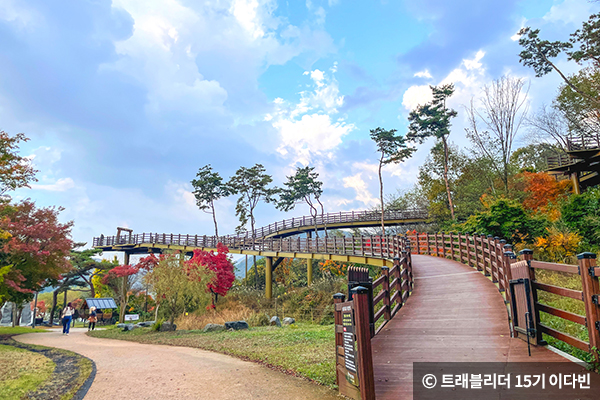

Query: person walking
[
  {"left": 61, "top": 302, "right": 75, "bottom": 335},
  {"left": 88, "top": 306, "right": 97, "bottom": 331}
]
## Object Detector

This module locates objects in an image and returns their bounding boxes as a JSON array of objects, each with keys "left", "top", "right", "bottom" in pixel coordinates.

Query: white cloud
[
  {"left": 274, "top": 114, "right": 353, "bottom": 165},
  {"left": 402, "top": 85, "right": 433, "bottom": 111},
  {"left": 543, "top": 0, "right": 596, "bottom": 25},
  {"left": 414, "top": 70, "right": 433, "bottom": 79},
  {"left": 343, "top": 173, "right": 378, "bottom": 207},
  {"left": 272, "top": 65, "right": 354, "bottom": 165},
  {"left": 31, "top": 178, "right": 75, "bottom": 192}
]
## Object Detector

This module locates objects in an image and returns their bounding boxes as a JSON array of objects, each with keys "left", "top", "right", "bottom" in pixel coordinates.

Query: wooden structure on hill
[{"left": 547, "top": 134, "right": 600, "bottom": 193}]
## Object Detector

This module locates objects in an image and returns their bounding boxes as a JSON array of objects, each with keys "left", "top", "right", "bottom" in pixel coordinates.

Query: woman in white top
[{"left": 61, "top": 302, "right": 75, "bottom": 335}]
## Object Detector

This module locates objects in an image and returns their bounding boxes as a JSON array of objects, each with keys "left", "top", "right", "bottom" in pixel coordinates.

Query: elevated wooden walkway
[{"left": 371, "top": 255, "right": 600, "bottom": 399}]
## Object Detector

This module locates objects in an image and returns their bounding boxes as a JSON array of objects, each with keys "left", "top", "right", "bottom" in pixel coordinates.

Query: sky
[{"left": 1, "top": 0, "right": 599, "bottom": 255}]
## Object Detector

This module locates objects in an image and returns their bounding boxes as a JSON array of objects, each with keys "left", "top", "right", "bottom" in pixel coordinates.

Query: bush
[
  {"left": 152, "top": 319, "right": 164, "bottom": 332},
  {"left": 247, "top": 313, "right": 270, "bottom": 327}
]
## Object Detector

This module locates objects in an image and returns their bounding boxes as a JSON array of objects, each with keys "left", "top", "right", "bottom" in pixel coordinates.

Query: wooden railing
[
  {"left": 408, "top": 232, "right": 600, "bottom": 363},
  {"left": 94, "top": 232, "right": 410, "bottom": 259},
  {"left": 333, "top": 249, "right": 413, "bottom": 400},
  {"left": 93, "top": 209, "right": 427, "bottom": 246}
]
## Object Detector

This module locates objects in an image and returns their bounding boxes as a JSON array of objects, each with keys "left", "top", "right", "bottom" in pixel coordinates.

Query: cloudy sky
[{"left": 1, "top": 0, "right": 598, "bottom": 248}]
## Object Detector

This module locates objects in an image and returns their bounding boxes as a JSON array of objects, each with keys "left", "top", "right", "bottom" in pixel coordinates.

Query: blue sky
[{"left": 1, "top": 0, "right": 598, "bottom": 254}]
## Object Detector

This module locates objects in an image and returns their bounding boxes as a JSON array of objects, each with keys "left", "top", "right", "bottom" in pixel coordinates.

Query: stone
[
  {"left": 116, "top": 323, "right": 128, "bottom": 328},
  {"left": 269, "top": 316, "right": 281, "bottom": 327},
  {"left": 282, "top": 317, "right": 295, "bottom": 326},
  {"left": 224, "top": 320, "right": 249, "bottom": 331},
  {"left": 160, "top": 321, "right": 177, "bottom": 332},
  {"left": 121, "top": 323, "right": 136, "bottom": 331},
  {"left": 137, "top": 321, "right": 155, "bottom": 328},
  {"left": 203, "top": 323, "right": 225, "bottom": 333}
]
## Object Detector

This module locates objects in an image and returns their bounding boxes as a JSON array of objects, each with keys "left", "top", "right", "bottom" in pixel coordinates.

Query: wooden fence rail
[
  {"left": 408, "top": 232, "right": 600, "bottom": 363},
  {"left": 333, "top": 247, "right": 413, "bottom": 400},
  {"left": 94, "top": 232, "right": 413, "bottom": 260},
  {"left": 94, "top": 209, "right": 427, "bottom": 246}
]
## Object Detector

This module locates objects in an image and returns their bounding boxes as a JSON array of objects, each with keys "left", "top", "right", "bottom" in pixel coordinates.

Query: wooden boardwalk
[{"left": 371, "top": 255, "right": 599, "bottom": 399}]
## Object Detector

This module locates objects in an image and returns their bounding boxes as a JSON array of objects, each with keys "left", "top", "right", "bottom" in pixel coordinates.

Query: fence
[
  {"left": 407, "top": 232, "right": 600, "bottom": 363},
  {"left": 333, "top": 247, "right": 413, "bottom": 400},
  {"left": 94, "top": 233, "right": 409, "bottom": 260},
  {"left": 93, "top": 209, "right": 427, "bottom": 247}
]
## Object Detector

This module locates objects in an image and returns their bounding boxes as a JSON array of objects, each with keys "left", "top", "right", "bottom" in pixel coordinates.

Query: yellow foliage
[
  {"left": 534, "top": 227, "right": 582, "bottom": 263},
  {"left": 319, "top": 260, "right": 348, "bottom": 277}
]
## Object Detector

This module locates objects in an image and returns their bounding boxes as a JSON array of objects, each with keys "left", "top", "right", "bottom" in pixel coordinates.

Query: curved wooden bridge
[{"left": 93, "top": 215, "right": 600, "bottom": 399}]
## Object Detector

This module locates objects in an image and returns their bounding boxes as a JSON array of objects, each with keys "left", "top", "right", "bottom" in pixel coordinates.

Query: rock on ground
[
  {"left": 203, "top": 323, "right": 225, "bottom": 333},
  {"left": 282, "top": 317, "right": 295, "bottom": 326},
  {"left": 269, "top": 316, "right": 281, "bottom": 327},
  {"left": 224, "top": 321, "right": 248, "bottom": 330}
]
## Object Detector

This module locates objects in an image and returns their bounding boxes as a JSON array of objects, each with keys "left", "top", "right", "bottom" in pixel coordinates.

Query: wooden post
[
  {"left": 381, "top": 267, "right": 391, "bottom": 321},
  {"left": 449, "top": 232, "right": 454, "bottom": 261},
  {"left": 265, "top": 256, "right": 273, "bottom": 299},
  {"left": 352, "top": 286, "right": 376, "bottom": 400},
  {"left": 415, "top": 233, "right": 420, "bottom": 255},
  {"left": 519, "top": 249, "right": 545, "bottom": 345},
  {"left": 434, "top": 232, "right": 439, "bottom": 257},
  {"left": 119, "top": 252, "right": 131, "bottom": 323},
  {"left": 440, "top": 232, "right": 445, "bottom": 258},
  {"left": 578, "top": 252, "right": 600, "bottom": 362},
  {"left": 333, "top": 293, "right": 345, "bottom": 388},
  {"left": 307, "top": 231, "right": 313, "bottom": 285}
]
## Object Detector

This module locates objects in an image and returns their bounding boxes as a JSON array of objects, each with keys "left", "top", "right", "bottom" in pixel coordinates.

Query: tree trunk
[
  {"left": 441, "top": 136, "right": 456, "bottom": 220},
  {"left": 253, "top": 255, "right": 257, "bottom": 289},
  {"left": 378, "top": 157, "right": 386, "bottom": 237},
  {"left": 16, "top": 304, "right": 23, "bottom": 326},
  {"left": 211, "top": 200, "right": 219, "bottom": 237},
  {"left": 63, "top": 289, "right": 68, "bottom": 307},
  {"left": 49, "top": 289, "right": 59, "bottom": 326},
  {"left": 119, "top": 276, "right": 127, "bottom": 323},
  {"left": 11, "top": 302, "right": 16, "bottom": 327}
]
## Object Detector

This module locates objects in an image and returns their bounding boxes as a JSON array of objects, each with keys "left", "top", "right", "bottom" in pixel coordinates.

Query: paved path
[
  {"left": 371, "top": 255, "right": 600, "bottom": 399},
  {"left": 16, "top": 328, "right": 340, "bottom": 400}
]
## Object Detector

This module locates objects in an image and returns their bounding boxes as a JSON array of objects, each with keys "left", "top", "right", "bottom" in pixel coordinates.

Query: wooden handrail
[{"left": 408, "top": 232, "right": 600, "bottom": 363}]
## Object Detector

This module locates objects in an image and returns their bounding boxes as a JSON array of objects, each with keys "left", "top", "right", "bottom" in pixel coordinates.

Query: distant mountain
[{"left": 233, "top": 256, "right": 262, "bottom": 279}]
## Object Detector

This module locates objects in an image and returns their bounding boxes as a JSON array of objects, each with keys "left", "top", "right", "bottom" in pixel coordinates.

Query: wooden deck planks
[{"left": 371, "top": 254, "right": 598, "bottom": 400}]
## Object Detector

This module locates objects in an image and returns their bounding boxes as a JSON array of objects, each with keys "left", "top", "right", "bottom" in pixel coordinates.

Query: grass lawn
[
  {"left": 0, "top": 344, "right": 55, "bottom": 400},
  {"left": 89, "top": 323, "right": 337, "bottom": 388},
  {"left": 0, "top": 326, "right": 49, "bottom": 336}
]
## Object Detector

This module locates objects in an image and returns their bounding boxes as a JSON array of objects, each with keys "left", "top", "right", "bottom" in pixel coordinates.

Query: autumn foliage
[
  {"left": 188, "top": 243, "right": 235, "bottom": 307},
  {"left": 1, "top": 200, "right": 72, "bottom": 297},
  {"left": 521, "top": 172, "right": 572, "bottom": 214}
]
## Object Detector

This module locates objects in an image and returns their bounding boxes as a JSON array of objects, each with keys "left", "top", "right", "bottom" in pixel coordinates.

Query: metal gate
[{"left": 509, "top": 260, "right": 537, "bottom": 355}]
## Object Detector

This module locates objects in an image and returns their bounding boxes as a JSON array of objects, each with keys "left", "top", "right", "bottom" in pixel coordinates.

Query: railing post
[
  {"left": 333, "top": 293, "right": 345, "bottom": 388},
  {"left": 519, "top": 248, "right": 545, "bottom": 345},
  {"left": 352, "top": 286, "right": 376, "bottom": 400},
  {"left": 415, "top": 233, "right": 420, "bottom": 255},
  {"left": 578, "top": 252, "right": 600, "bottom": 363},
  {"left": 402, "top": 249, "right": 413, "bottom": 291},
  {"left": 382, "top": 266, "right": 391, "bottom": 321},
  {"left": 440, "top": 232, "right": 445, "bottom": 258}
]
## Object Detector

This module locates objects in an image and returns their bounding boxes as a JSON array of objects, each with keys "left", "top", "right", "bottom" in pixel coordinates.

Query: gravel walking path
[{"left": 16, "top": 328, "right": 340, "bottom": 400}]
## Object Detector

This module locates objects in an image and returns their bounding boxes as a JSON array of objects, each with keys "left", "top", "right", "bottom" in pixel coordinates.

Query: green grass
[
  {"left": 89, "top": 323, "right": 337, "bottom": 387},
  {"left": 0, "top": 344, "right": 55, "bottom": 400},
  {"left": 0, "top": 326, "right": 48, "bottom": 336},
  {"left": 535, "top": 270, "right": 597, "bottom": 364}
]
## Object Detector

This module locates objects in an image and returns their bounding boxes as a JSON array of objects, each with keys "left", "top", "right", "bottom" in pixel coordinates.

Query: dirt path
[{"left": 16, "top": 328, "right": 340, "bottom": 400}]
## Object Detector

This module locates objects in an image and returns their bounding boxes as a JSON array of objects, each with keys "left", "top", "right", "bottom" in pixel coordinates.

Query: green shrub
[
  {"left": 152, "top": 319, "right": 164, "bottom": 332},
  {"left": 248, "top": 313, "right": 270, "bottom": 327}
]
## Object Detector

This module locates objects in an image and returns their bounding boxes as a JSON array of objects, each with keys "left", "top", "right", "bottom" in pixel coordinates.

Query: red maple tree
[
  {"left": 187, "top": 243, "right": 235, "bottom": 308},
  {"left": 1, "top": 200, "right": 73, "bottom": 296}
]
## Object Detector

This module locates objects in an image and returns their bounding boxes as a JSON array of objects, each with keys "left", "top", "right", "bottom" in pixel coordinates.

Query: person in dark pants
[
  {"left": 88, "top": 306, "right": 97, "bottom": 331},
  {"left": 61, "top": 302, "right": 74, "bottom": 335}
]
